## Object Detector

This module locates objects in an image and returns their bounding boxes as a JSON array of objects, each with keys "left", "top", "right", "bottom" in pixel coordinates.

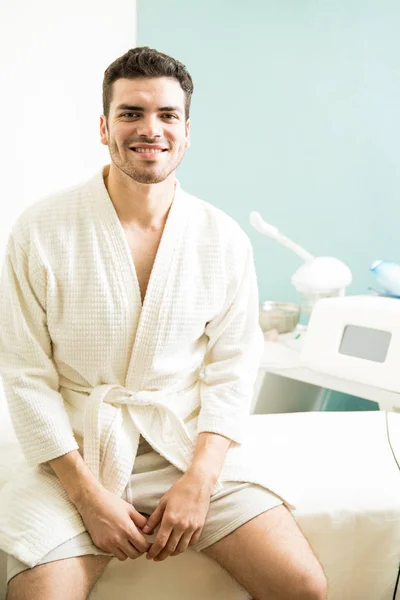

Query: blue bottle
[{"left": 370, "top": 260, "right": 400, "bottom": 297}]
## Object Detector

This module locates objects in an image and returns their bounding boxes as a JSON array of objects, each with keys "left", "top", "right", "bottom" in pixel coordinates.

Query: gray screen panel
[{"left": 339, "top": 325, "right": 391, "bottom": 363}]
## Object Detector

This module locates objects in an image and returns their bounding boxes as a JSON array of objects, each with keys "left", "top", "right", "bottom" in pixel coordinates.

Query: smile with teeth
[{"left": 131, "top": 148, "right": 166, "bottom": 153}]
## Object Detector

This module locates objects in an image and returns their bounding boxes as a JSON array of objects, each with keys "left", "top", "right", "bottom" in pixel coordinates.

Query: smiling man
[
  {"left": 0, "top": 47, "right": 327, "bottom": 600},
  {"left": 108, "top": 77, "right": 189, "bottom": 185}
]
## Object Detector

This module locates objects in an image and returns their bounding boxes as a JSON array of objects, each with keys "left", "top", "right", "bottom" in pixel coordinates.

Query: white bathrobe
[{"left": 0, "top": 165, "right": 298, "bottom": 568}]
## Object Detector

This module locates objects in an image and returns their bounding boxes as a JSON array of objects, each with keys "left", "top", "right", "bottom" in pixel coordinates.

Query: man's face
[{"left": 100, "top": 77, "right": 191, "bottom": 184}]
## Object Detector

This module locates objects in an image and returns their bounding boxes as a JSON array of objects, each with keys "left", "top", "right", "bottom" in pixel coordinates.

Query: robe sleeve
[
  {"left": 197, "top": 238, "right": 265, "bottom": 445},
  {"left": 0, "top": 234, "right": 79, "bottom": 467}
]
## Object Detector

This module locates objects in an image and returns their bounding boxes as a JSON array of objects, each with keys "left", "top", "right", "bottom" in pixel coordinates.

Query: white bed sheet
[{"left": 0, "top": 408, "right": 399, "bottom": 600}]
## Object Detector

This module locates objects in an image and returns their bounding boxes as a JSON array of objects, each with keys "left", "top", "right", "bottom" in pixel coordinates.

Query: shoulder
[
  {"left": 181, "top": 188, "right": 252, "bottom": 255},
  {"left": 9, "top": 177, "right": 90, "bottom": 252}
]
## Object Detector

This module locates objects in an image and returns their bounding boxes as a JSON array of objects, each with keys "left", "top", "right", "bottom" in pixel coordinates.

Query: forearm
[
  {"left": 186, "top": 431, "right": 232, "bottom": 487},
  {"left": 48, "top": 450, "right": 103, "bottom": 508}
]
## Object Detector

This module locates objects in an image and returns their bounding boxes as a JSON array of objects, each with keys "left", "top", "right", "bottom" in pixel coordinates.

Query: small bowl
[{"left": 259, "top": 301, "right": 300, "bottom": 334}]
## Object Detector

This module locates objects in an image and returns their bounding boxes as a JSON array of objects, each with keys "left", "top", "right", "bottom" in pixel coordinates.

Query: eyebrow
[{"left": 115, "top": 104, "right": 183, "bottom": 114}]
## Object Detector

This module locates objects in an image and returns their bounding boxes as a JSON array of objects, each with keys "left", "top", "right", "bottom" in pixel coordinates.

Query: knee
[{"left": 297, "top": 569, "right": 328, "bottom": 600}]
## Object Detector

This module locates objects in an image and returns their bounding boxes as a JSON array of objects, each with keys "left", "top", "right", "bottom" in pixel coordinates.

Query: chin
[
  {"left": 134, "top": 176, "right": 165, "bottom": 184},
  {"left": 129, "top": 171, "right": 172, "bottom": 185},
  {"left": 127, "top": 162, "right": 178, "bottom": 184}
]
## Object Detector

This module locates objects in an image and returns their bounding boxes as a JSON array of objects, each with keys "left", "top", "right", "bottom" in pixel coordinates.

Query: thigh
[
  {"left": 202, "top": 504, "right": 327, "bottom": 600},
  {"left": 7, "top": 555, "right": 112, "bottom": 600},
  {"left": 193, "top": 482, "right": 283, "bottom": 551}
]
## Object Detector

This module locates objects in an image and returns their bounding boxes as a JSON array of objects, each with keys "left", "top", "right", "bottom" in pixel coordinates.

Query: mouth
[{"left": 130, "top": 146, "right": 168, "bottom": 160}]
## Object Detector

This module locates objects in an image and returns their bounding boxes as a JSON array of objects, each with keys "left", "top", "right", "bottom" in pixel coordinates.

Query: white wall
[
  {"left": 0, "top": 1, "right": 137, "bottom": 421},
  {"left": 0, "top": 0, "right": 137, "bottom": 261}
]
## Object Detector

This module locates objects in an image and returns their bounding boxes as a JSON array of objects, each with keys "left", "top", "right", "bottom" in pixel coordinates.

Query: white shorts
[{"left": 7, "top": 436, "right": 283, "bottom": 584}]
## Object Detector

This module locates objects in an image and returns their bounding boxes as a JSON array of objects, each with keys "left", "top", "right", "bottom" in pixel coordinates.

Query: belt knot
[{"left": 102, "top": 385, "right": 163, "bottom": 407}]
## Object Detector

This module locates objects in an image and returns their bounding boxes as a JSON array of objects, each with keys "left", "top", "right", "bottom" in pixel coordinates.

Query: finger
[
  {"left": 142, "top": 504, "right": 164, "bottom": 535},
  {"left": 120, "top": 541, "right": 142, "bottom": 560},
  {"left": 188, "top": 527, "right": 203, "bottom": 547},
  {"left": 129, "top": 506, "right": 148, "bottom": 529},
  {"left": 143, "top": 502, "right": 164, "bottom": 535},
  {"left": 146, "top": 523, "right": 173, "bottom": 560},
  {"left": 171, "top": 530, "right": 197, "bottom": 556},
  {"left": 128, "top": 521, "right": 151, "bottom": 553},
  {"left": 155, "top": 531, "right": 184, "bottom": 562},
  {"left": 113, "top": 547, "right": 128, "bottom": 562}
]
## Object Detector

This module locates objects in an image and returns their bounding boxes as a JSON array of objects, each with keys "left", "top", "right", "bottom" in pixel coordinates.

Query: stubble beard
[{"left": 109, "top": 139, "right": 185, "bottom": 184}]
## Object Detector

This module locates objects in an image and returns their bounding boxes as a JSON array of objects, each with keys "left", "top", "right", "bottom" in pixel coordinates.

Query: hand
[
  {"left": 75, "top": 486, "right": 151, "bottom": 561},
  {"left": 143, "top": 471, "right": 213, "bottom": 562}
]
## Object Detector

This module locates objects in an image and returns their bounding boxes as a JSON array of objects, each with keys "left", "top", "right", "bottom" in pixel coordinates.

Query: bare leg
[
  {"left": 202, "top": 504, "right": 327, "bottom": 600},
  {"left": 6, "top": 555, "right": 112, "bottom": 600}
]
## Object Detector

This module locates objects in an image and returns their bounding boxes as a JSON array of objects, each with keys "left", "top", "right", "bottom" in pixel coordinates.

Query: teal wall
[
  {"left": 138, "top": 0, "right": 400, "bottom": 305},
  {"left": 137, "top": 1, "right": 399, "bottom": 410}
]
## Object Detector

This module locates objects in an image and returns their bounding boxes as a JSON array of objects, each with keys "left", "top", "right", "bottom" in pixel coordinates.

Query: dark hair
[{"left": 102, "top": 46, "right": 194, "bottom": 122}]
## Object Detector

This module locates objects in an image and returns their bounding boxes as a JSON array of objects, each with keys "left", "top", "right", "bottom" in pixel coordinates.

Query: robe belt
[{"left": 83, "top": 383, "right": 197, "bottom": 481}]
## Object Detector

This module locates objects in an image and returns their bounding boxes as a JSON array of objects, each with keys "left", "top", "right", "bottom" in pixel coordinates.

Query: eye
[
  {"left": 121, "top": 112, "right": 140, "bottom": 118},
  {"left": 162, "top": 114, "right": 178, "bottom": 120}
]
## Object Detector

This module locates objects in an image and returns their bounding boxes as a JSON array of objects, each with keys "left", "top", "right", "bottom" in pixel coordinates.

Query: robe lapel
[
  {"left": 90, "top": 165, "right": 190, "bottom": 392},
  {"left": 126, "top": 180, "right": 189, "bottom": 390}
]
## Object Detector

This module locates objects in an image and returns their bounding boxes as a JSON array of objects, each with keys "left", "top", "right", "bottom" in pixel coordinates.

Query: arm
[
  {"left": 183, "top": 239, "right": 262, "bottom": 487},
  {"left": 0, "top": 233, "right": 78, "bottom": 465},
  {"left": 186, "top": 431, "right": 232, "bottom": 487},
  {"left": 197, "top": 237, "right": 264, "bottom": 444},
  {"left": 49, "top": 449, "right": 151, "bottom": 560},
  {"left": 0, "top": 233, "right": 150, "bottom": 560},
  {"left": 48, "top": 449, "right": 102, "bottom": 504}
]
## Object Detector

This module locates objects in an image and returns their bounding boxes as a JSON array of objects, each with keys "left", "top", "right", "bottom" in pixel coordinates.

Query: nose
[{"left": 136, "top": 114, "right": 162, "bottom": 139}]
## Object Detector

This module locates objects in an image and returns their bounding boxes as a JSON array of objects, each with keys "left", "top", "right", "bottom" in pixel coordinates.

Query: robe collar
[{"left": 86, "top": 164, "right": 190, "bottom": 390}]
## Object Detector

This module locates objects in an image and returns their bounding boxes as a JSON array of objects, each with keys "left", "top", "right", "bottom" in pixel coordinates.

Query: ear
[
  {"left": 100, "top": 115, "right": 109, "bottom": 146},
  {"left": 185, "top": 118, "right": 191, "bottom": 149}
]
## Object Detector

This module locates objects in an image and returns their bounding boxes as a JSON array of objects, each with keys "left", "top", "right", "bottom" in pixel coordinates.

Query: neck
[{"left": 102, "top": 163, "right": 176, "bottom": 230}]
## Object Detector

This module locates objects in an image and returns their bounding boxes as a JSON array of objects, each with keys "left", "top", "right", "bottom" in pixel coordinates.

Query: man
[{"left": 0, "top": 46, "right": 327, "bottom": 600}]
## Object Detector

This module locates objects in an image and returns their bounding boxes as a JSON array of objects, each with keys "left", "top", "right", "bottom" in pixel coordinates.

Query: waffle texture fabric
[{"left": 0, "top": 164, "right": 296, "bottom": 568}]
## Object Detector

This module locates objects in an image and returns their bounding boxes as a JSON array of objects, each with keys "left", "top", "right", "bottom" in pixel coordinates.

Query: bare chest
[{"left": 123, "top": 226, "right": 164, "bottom": 305}]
